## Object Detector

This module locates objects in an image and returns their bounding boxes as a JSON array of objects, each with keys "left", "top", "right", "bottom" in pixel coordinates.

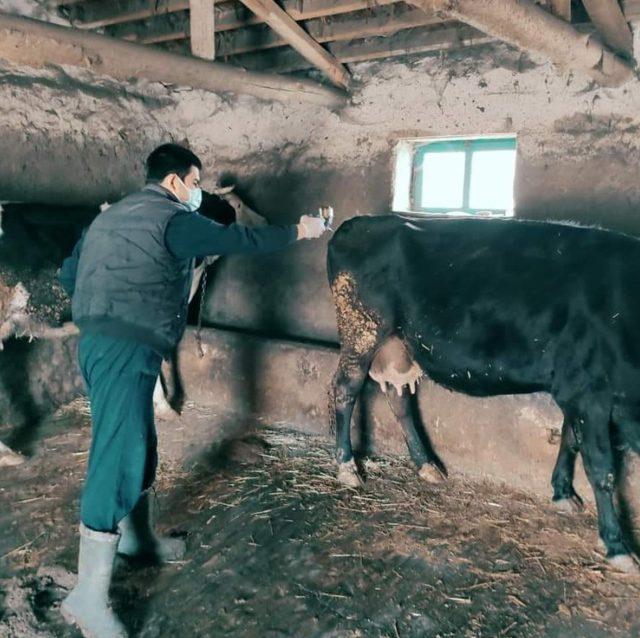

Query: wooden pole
[
  {"left": 0, "top": 12, "right": 346, "bottom": 107},
  {"left": 189, "top": 0, "right": 216, "bottom": 59},
  {"left": 410, "top": 0, "right": 635, "bottom": 87},
  {"left": 582, "top": 0, "right": 634, "bottom": 57},
  {"left": 549, "top": 0, "right": 571, "bottom": 22}
]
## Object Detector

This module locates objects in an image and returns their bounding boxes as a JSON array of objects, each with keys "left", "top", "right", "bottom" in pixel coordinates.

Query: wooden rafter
[
  {"left": 52, "top": 0, "right": 639, "bottom": 77},
  {"left": 105, "top": 0, "right": 404, "bottom": 44},
  {"left": 622, "top": 0, "right": 640, "bottom": 20},
  {"left": 235, "top": 0, "right": 351, "bottom": 88},
  {"left": 409, "top": 0, "right": 634, "bottom": 86},
  {"left": 64, "top": 0, "right": 189, "bottom": 28},
  {"left": 220, "top": 6, "right": 442, "bottom": 56},
  {"left": 232, "top": 22, "right": 489, "bottom": 72},
  {"left": 160, "top": 6, "right": 445, "bottom": 57},
  {"left": 549, "top": 0, "right": 570, "bottom": 21},
  {"left": 107, "top": 9, "right": 236, "bottom": 43},
  {"left": 143, "top": 5, "right": 442, "bottom": 57},
  {"left": 64, "top": 0, "right": 396, "bottom": 29},
  {"left": 0, "top": 12, "right": 345, "bottom": 106},
  {"left": 189, "top": 0, "right": 215, "bottom": 58},
  {"left": 582, "top": 0, "right": 634, "bottom": 57}
]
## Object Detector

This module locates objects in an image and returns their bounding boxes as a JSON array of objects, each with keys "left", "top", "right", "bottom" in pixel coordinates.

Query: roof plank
[
  {"left": 235, "top": 0, "right": 351, "bottom": 87},
  {"left": 216, "top": 5, "right": 441, "bottom": 56},
  {"left": 582, "top": 0, "right": 634, "bottom": 57},
  {"left": 232, "top": 22, "right": 489, "bottom": 71},
  {"left": 68, "top": 0, "right": 397, "bottom": 29}
]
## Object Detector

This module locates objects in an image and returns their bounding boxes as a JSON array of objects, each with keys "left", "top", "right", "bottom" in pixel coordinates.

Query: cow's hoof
[
  {"left": 606, "top": 554, "right": 640, "bottom": 575},
  {"left": 337, "top": 460, "right": 363, "bottom": 488},
  {"left": 552, "top": 494, "right": 584, "bottom": 513},
  {"left": 0, "top": 445, "right": 25, "bottom": 467},
  {"left": 418, "top": 463, "right": 446, "bottom": 484}
]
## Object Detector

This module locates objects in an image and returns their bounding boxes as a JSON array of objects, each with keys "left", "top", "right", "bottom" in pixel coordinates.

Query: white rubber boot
[{"left": 60, "top": 524, "right": 127, "bottom": 638}]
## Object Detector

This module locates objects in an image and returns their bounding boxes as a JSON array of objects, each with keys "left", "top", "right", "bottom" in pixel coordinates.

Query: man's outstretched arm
[{"left": 165, "top": 211, "right": 324, "bottom": 260}]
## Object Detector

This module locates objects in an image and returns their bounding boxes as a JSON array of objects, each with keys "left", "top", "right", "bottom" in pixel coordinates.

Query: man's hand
[{"left": 297, "top": 215, "right": 327, "bottom": 240}]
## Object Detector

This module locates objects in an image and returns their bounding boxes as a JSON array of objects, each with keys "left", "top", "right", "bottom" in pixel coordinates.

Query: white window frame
[{"left": 392, "top": 135, "right": 517, "bottom": 217}]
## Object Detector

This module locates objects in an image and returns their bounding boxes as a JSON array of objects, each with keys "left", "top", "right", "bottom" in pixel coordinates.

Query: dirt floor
[{"left": 1, "top": 401, "right": 640, "bottom": 638}]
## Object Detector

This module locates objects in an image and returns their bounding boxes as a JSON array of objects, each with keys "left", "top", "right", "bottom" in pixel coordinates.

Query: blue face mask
[
  {"left": 185, "top": 186, "right": 202, "bottom": 212},
  {"left": 177, "top": 175, "right": 202, "bottom": 212}
]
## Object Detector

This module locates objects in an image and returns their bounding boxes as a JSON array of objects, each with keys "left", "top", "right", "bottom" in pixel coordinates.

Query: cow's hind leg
[
  {"left": 551, "top": 415, "right": 584, "bottom": 512},
  {"left": 331, "top": 352, "right": 374, "bottom": 487},
  {"left": 572, "top": 396, "right": 638, "bottom": 573},
  {"left": 384, "top": 389, "right": 447, "bottom": 484}
]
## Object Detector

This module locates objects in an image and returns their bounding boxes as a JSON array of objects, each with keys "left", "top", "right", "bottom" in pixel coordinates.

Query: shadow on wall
[
  {"left": 203, "top": 159, "right": 393, "bottom": 343},
  {"left": 204, "top": 151, "right": 640, "bottom": 344},
  {"left": 0, "top": 338, "right": 41, "bottom": 453},
  {"left": 0, "top": 203, "right": 95, "bottom": 454},
  {"left": 516, "top": 154, "right": 640, "bottom": 235},
  {"left": 0, "top": 336, "right": 84, "bottom": 455},
  {"left": 0, "top": 129, "right": 139, "bottom": 207}
]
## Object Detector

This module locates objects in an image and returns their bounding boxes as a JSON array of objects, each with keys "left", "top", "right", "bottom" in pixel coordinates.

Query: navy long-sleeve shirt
[
  {"left": 59, "top": 210, "right": 297, "bottom": 298},
  {"left": 164, "top": 211, "right": 297, "bottom": 260}
]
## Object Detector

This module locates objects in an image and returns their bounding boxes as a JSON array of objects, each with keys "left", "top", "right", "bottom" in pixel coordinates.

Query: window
[{"left": 392, "top": 136, "right": 517, "bottom": 217}]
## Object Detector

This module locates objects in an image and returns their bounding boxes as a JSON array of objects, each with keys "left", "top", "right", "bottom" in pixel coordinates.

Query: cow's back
[
  {"left": 328, "top": 214, "right": 640, "bottom": 397},
  {"left": 329, "top": 215, "right": 640, "bottom": 309}
]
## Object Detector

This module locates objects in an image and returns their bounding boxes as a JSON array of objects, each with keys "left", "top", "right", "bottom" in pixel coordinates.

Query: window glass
[{"left": 420, "top": 150, "right": 466, "bottom": 209}]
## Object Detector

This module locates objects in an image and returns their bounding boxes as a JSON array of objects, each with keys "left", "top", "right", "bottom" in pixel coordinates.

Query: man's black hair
[{"left": 145, "top": 143, "right": 202, "bottom": 183}]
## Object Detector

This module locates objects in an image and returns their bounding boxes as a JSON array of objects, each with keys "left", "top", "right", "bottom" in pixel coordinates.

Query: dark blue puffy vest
[{"left": 72, "top": 185, "right": 193, "bottom": 358}]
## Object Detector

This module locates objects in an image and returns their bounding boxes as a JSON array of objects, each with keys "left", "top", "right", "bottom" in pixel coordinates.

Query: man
[
  {"left": 101, "top": 185, "right": 267, "bottom": 417},
  {"left": 58, "top": 143, "right": 326, "bottom": 638}
]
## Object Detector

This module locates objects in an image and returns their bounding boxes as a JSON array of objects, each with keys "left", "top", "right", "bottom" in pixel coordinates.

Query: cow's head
[{"left": 198, "top": 190, "right": 237, "bottom": 226}]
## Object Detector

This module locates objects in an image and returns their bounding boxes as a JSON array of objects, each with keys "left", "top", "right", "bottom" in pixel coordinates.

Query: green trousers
[{"left": 78, "top": 333, "right": 162, "bottom": 533}]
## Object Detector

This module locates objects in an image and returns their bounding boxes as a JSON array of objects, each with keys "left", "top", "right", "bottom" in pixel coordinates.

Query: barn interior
[{"left": 1, "top": 0, "right": 640, "bottom": 636}]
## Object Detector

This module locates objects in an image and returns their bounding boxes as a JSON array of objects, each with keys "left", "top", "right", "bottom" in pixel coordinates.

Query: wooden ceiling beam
[
  {"left": 67, "top": 0, "right": 398, "bottom": 29},
  {"left": 409, "top": 0, "right": 634, "bottom": 86},
  {"left": 235, "top": 0, "right": 351, "bottom": 88},
  {"left": 106, "top": 0, "right": 418, "bottom": 46},
  {"left": 0, "top": 12, "right": 345, "bottom": 106},
  {"left": 107, "top": 7, "right": 252, "bottom": 43},
  {"left": 121, "top": 5, "right": 442, "bottom": 57},
  {"left": 189, "top": 0, "right": 216, "bottom": 58},
  {"left": 549, "top": 0, "right": 570, "bottom": 21},
  {"left": 582, "top": 0, "right": 634, "bottom": 57},
  {"left": 109, "top": 1, "right": 440, "bottom": 46},
  {"left": 232, "top": 22, "right": 489, "bottom": 71},
  {"left": 622, "top": 0, "right": 640, "bottom": 20},
  {"left": 213, "top": 5, "right": 442, "bottom": 56},
  {"left": 66, "top": 0, "right": 190, "bottom": 29}
]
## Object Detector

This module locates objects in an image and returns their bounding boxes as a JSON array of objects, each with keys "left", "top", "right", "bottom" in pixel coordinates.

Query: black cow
[{"left": 327, "top": 214, "right": 640, "bottom": 573}]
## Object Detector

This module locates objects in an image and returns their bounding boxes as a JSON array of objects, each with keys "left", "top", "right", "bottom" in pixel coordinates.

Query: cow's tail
[
  {"left": 326, "top": 216, "right": 370, "bottom": 286},
  {"left": 327, "top": 218, "right": 353, "bottom": 286}
]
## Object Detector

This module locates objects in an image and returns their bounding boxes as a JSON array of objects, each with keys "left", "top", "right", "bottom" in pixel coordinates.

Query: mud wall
[
  {"left": 1, "top": 34, "right": 640, "bottom": 498},
  {"left": 196, "top": 45, "right": 640, "bottom": 342},
  {"left": 0, "top": 336, "right": 84, "bottom": 455},
  {"left": 10, "top": 326, "right": 638, "bottom": 514},
  {"left": 177, "top": 326, "right": 640, "bottom": 514}
]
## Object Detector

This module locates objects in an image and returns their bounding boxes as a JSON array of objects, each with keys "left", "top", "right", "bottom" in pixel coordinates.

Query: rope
[{"left": 195, "top": 265, "right": 208, "bottom": 359}]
